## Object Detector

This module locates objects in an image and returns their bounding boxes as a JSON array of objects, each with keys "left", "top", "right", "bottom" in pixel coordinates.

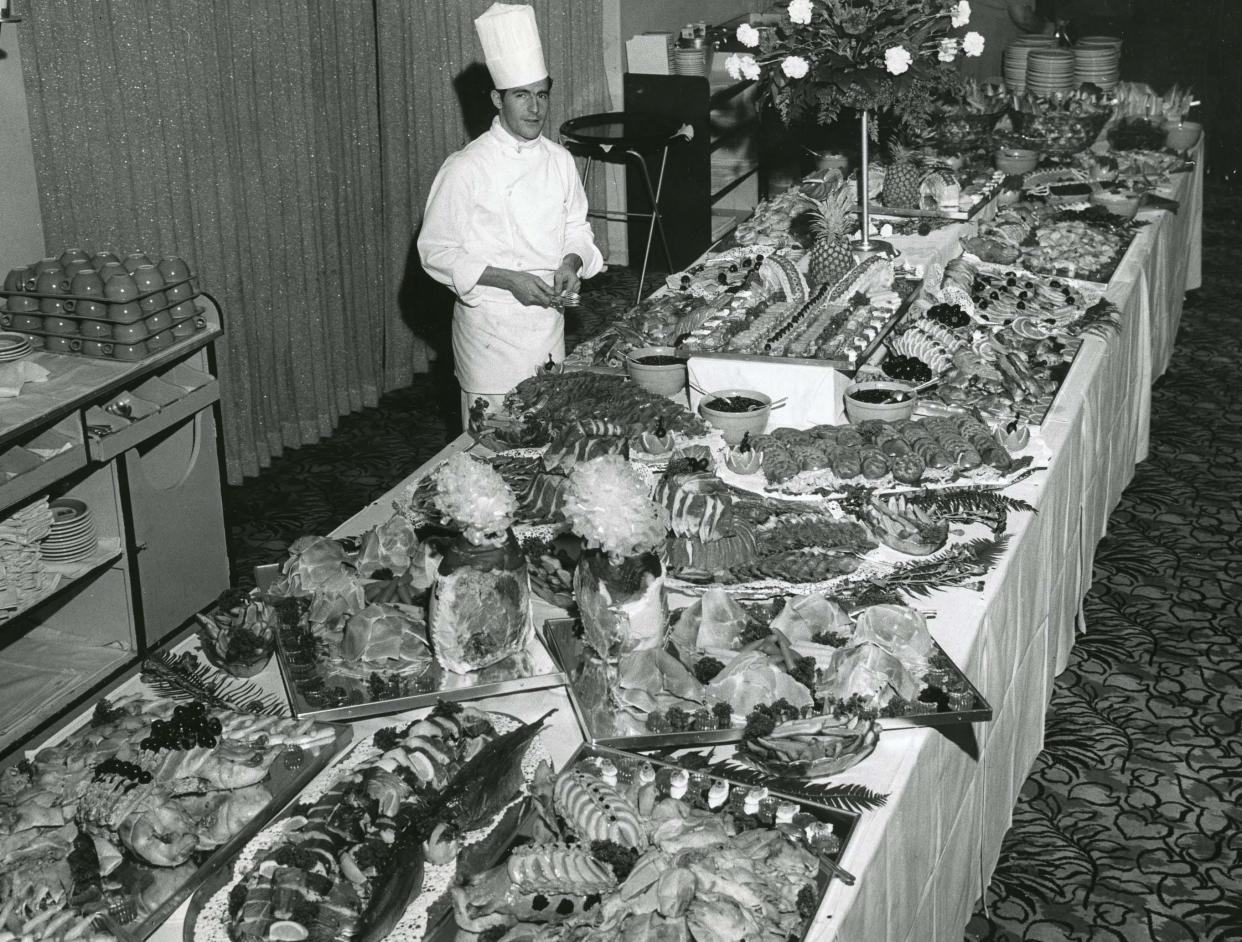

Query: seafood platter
[
  {"left": 880, "top": 255, "right": 1118, "bottom": 425},
  {"left": 186, "top": 704, "right": 553, "bottom": 942},
  {"left": 0, "top": 689, "right": 347, "bottom": 942},
  {"left": 252, "top": 516, "right": 565, "bottom": 724},
  {"left": 543, "top": 592, "right": 991, "bottom": 753}
]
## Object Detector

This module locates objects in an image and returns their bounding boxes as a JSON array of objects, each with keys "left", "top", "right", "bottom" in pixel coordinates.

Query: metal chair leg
[{"left": 630, "top": 146, "right": 671, "bottom": 305}]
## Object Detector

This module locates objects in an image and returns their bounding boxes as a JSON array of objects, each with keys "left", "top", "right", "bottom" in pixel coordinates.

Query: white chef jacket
[{"left": 418, "top": 117, "right": 604, "bottom": 394}]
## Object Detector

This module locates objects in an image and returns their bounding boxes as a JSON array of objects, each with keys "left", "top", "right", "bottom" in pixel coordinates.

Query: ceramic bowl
[
  {"left": 79, "top": 318, "right": 112, "bottom": 339},
  {"left": 44, "top": 336, "right": 82, "bottom": 355},
  {"left": 111, "top": 319, "right": 150, "bottom": 343},
  {"left": 104, "top": 272, "right": 139, "bottom": 302},
  {"left": 171, "top": 320, "right": 198, "bottom": 339},
  {"left": 39, "top": 296, "right": 68, "bottom": 316},
  {"left": 844, "top": 380, "right": 918, "bottom": 423},
  {"left": 58, "top": 248, "right": 90, "bottom": 267},
  {"left": 145, "top": 329, "right": 174, "bottom": 352},
  {"left": 92, "top": 252, "right": 121, "bottom": 269},
  {"left": 625, "top": 345, "right": 687, "bottom": 397},
  {"left": 139, "top": 291, "right": 168, "bottom": 314},
  {"left": 144, "top": 309, "right": 171, "bottom": 332},
  {"left": 36, "top": 270, "right": 69, "bottom": 295},
  {"left": 157, "top": 256, "right": 191, "bottom": 282},
  {"left": 10, "top": 314, "right": 43, "bottom": 331},
  {"left": 699, "top": 389, "right": 772, "bottom": 445},
  {"left": 169, "top": 300, "right": 198, "bottom": 321},
  {"left": 112, "top": 341, "right": 148, "bottom": 361},
  {"left": 4, "top": 268, "right": 30, "bottom": 292},
  {"left": 42, "top": 316, "right": 79, "bottom": 336},
  {"left": 1164, "top": 120, "right": 1202, "bottom": 152},
  {"left": 122, "top": 253, "right": 153, "bottom": 273},
  {"left": 70, "top": 270, "right": 106, "bottom": 298},
  {"left": 81, "top": 340, "right": 114, "bottom": 358},
  {"left": 6, "top": 294, "right": 40, "bottom": 313},
  {"left": 995, "top": 147, "right": 1039, "bottom": 174},
  {"left": 132, "top": 264, "right": 165, "bottom": 293},
  {"left": 108, "top": 302, "right": 144, "bottom": 324},
  {"left": 165, "top": 281, "right": 195, "bottom": 304}
]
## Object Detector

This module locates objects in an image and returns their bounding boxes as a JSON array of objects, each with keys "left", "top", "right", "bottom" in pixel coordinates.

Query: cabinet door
[{"left": 123, "top": 406, "right": 229, "bottom": 647}]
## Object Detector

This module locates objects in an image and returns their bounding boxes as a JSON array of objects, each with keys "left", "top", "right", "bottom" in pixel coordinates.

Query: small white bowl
[
  {"left": 625, "top": 346, "right": 687, "bottom": 396},
  {"left": 844, "top": 381, "right": 918, "bottom": 423},
  {"left": 699, "top": 389, "right": 772, "bottom": 444}
]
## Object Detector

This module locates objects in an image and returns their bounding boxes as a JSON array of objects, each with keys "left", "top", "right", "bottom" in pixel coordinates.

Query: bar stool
[{"left": 560, "top": 112, "right": 684, "bottom": 304}]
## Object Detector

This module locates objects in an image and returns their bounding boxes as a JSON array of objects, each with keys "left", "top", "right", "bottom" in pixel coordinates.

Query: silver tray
[
  {"left": 111, "top": 724, "right": 353, "bottom": 942},
  {"left": 273, "top": 622, "right": 566, "bottom": 724},
  {"left": 432, "top": 742, "right": 860, "bottom": 940},
  {"left": 543, "top": 617, "right": 992, "bottom": 752}
]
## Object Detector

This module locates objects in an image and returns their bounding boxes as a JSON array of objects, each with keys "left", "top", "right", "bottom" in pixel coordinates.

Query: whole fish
[{"left": 356, "top": 709, "right": 555, "bottom": 942}]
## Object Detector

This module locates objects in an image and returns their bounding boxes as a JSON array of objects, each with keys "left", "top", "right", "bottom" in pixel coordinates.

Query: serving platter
[
  {"left": 438, "top": 743, "right": 860, "bottom": 940},
  {"left": 542, "top": 617, "right": 992, "bottom": 753},
  {"left": 271, "top": 612, "right": 566, "bottom": 724}
]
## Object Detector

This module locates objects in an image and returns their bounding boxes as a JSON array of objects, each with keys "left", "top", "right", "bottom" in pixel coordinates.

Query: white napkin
[{"left": 0, "top": 360, "right": 49, "bottom": 398}]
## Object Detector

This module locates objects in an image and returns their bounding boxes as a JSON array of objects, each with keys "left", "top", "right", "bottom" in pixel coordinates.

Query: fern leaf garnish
[
  {"left": 142, "top": 651, "right": 287, "bottom": 716},
  {"left": 908, "top": 485, "right": 1036, "bottom": 534},
  {"left": 683, "top": 755, "right": 889, "bottom": 811},
  {"left": 833, "top": 535, "right": 1009, "bottom": 607}
]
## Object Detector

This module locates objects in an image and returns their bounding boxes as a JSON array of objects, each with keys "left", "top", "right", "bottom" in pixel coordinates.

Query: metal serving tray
[
  {"left": 544, "top": 617, "right": 992, "bottom": 752},
  {"left": 272, "top": 618, "right": 567, "bottom": 725},
  {"left": 111, "top": 724, "right": 353, "bottom": 942},
  {"left": 432, "top": 742, "right": 861, "bottom": 940}
]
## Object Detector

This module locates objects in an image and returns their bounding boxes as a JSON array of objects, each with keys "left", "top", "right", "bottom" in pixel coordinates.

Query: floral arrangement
[
  {"left": 562, "top": 455, "right": 665, "bottom": 562},
  {"left": 431, "top": 452, "right": 517, "bottom": 547},
  {"left": 725, "top": 0, "right": 985, "bottom": 131}
]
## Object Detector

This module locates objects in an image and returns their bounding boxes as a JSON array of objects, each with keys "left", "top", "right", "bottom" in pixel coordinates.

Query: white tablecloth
[{"left": 144, "top": 145, "right": 1202, "bottom": 942}]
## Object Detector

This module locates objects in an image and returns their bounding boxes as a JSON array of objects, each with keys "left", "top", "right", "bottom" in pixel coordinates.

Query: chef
[{"left": 418, "top": 2, "right": 603, "bottom": 429}]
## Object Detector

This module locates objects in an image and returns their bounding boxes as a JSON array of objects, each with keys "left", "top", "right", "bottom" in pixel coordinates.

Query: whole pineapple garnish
[
  {"left": 881, "top": 141, "right": 925, "bottom": 209},
  {"left": 805, "top": 184, "right": 856, "bottom": 288}
]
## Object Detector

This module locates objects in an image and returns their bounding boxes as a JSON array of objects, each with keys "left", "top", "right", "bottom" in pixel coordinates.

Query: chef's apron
[
  {"left": 452, "top": 136, "right": 570, "bottom": 396},
  {"left": 452, "top": 296, "right": 564, "bottom": 396}
]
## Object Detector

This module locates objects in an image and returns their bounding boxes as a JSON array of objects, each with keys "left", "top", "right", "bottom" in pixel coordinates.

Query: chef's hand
[
  {"left": 505, "top": 272, "right": 557, "bottom": 307},
  {"left": 553, "top": 255, "right": 583, "bottom": 298}
]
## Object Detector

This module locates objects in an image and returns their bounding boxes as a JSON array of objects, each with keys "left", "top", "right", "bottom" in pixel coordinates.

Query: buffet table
[{"left": 90, "top": 144, "right": 1202, "bottom": 942}]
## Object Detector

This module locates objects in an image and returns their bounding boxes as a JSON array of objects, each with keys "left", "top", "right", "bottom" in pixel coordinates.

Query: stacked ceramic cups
[
  {"left": 1024, "top": 48, "right": 1076, "bottom": 97},
  {"left": 1003, "top": 36, "right": 1058, "bottom": 93},
  {"left": 1073, "top": 37, "right": 1122, "bottom": 91}
]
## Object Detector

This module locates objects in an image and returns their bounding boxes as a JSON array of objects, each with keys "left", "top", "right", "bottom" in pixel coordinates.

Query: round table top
[{"left": 560, "top": 112, "right": 682, "bottom": 150}]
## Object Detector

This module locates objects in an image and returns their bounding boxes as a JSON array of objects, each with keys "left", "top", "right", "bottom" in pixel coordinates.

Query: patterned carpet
[{"left": 222, "top": 187, "right": 1241, "bottom": 940}]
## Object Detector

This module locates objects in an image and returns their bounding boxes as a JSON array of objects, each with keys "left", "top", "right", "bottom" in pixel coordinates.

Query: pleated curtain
[{"left": 18, "top": 0, "right": 607, "bottom": 482}]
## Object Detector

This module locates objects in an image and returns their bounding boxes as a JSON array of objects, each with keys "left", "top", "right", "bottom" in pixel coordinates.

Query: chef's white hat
[{"left": 475, "top": 2, "right": 548, "bottom": 90}]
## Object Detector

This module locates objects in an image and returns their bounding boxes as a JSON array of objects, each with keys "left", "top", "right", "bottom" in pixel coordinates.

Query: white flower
[
  {"left": 938, "top": 37, "right": 959, "bottom": 62},
  {"left": 951, "top": 1, "right": 971, "bottom": 29},
  {"left": 736, "top": 23, "right": 760, "bottom": 48},
  {"left": 739, "top": 54, "right": 762, "bottom": 81},
  {"left": 884, "top": 45, "right": 913, "bottom": 76},
  {"left": 788, "top": 0, "right": 814, "bottom": 25},
  {"left": 724, "top": 53, "right": 744, "bottom": 80},
  {"left": 962, "top": 31, "right": 985, "bottom": 57},
  {"left": 781, "top": 55, "right": 810, "bottom": 79}
]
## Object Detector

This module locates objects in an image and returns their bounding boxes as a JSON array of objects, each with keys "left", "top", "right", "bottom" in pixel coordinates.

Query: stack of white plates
[
  {"left": 0, "top": 332, "right": 32, "bottom": 362},
  {"left": 1003, "top": 37, "right": 1058, "bottom": 92},
  {"left": 1074, "top": 38, "right": 1122, "bottom": 90},
  {"left": 40, "top": 498, "right": 98, "bottom": 563},
  {"left": 672, "top": 46, "right": 708, "bottom": 76},
  {"left": 1025, "top": 48, "right": 1076, "bottom": 97}
]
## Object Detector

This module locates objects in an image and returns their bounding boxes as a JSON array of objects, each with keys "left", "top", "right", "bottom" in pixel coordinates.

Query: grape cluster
[
  {"left": 140, "top": 702, "right": 223, "bottom": 752},
  {"left": 881, "top": 354, "right": 933, "bottom": 383},
  {"left": 926, "top": 303, "right": 970, "bottom": 329},
  {"left": 93, "top": 756, "right": 153, "bottom": 784}
]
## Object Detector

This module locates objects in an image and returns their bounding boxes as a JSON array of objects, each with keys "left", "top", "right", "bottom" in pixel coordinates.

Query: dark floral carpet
[{"left": 223, "top": 187, "right": 1242, "bottom": 940}]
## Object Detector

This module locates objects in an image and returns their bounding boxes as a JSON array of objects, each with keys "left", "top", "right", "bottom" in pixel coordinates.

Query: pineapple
[
  {"left": 805, "top": 184, "right": 856, "bottom": 288},
  {"left": 881, "top": 141, "right": 925, "bottom": 209}
]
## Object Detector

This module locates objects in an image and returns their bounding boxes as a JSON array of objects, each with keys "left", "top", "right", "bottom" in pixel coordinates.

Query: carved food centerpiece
[
  {"left": 564, "top": 455, "right": 669, "bottom": 659},
  {"left": 426, "top": 453, "right": 532, "bottom": 674}
]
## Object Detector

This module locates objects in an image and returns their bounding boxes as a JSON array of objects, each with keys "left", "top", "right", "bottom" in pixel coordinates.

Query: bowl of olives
[{"left": 844, "top": 380, "right": 918, "bottom": 424}]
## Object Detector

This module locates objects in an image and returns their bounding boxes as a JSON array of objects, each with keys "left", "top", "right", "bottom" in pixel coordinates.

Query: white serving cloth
[
  {"left": 131, "top": 141, "right": 1203, "bottom": 942},
  {"left": 418, "top": 118, "right": 603, "bottom": 394}
]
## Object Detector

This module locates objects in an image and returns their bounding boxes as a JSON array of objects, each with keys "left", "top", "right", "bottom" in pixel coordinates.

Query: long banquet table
[{"left": 149, "top": 145, "right": 1203, "bottom": 942}]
